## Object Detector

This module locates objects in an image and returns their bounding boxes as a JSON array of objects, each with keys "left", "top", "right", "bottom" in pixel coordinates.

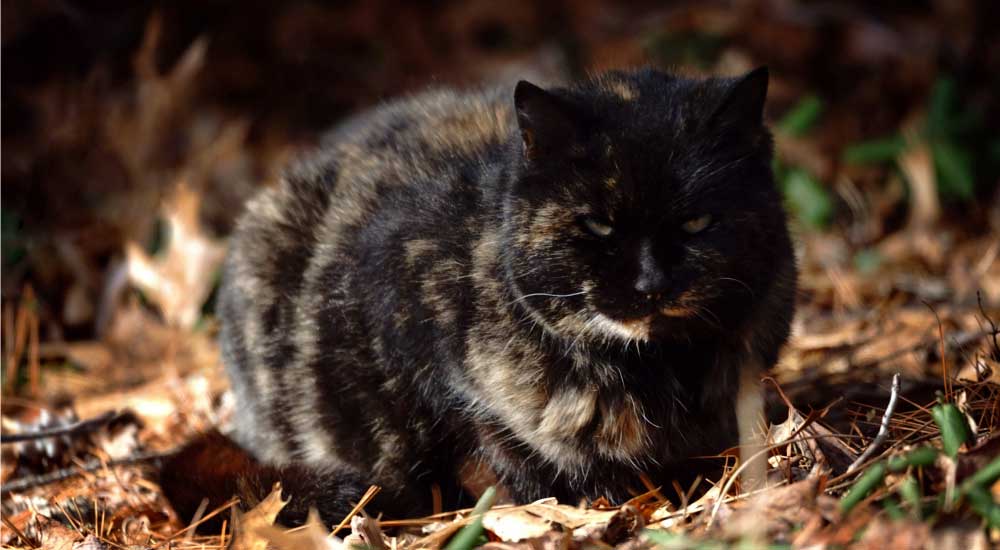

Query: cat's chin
[
  {"left": 588, "top": 306, "right": 721, "bottom": 344},
  {"left": 590, "top": 313, "right": 652, "bottom": 342}
]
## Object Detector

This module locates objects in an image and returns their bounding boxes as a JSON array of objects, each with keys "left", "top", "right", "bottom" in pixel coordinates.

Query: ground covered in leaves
[{"left": 2, "top": 1, "right": 999, "bottom": 548}]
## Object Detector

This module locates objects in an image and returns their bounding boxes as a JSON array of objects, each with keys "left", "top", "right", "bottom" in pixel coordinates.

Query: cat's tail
[{"left": 159, "top": 430, "right": 372, "bottom": 531}]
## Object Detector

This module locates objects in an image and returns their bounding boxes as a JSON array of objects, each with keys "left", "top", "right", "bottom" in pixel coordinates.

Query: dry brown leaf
[
  {"left": 72, "top": 534, "right": 110, "bottom": 550},
  {"left": 482, "top": 509, "right": 551, "bottom": 542},
  {"left": 718, "top": 477, "right": 823, "bottom": 542},
  {"left": 254, "top": 508, "right": 343, "bottom": 550},
  {"left": 343, "top": 515, "right": 388, "bottom": 550},
  {"left": 899, "top": 141, "right": 938, "bottom": 229},
  {"left": 229, "top": 483, "right": 288, "bottom": 550},
  {"left": 478, "top": 500, "right": 620, "bottom": 544},
  {"left": 853, "top": 518, "right": 931, "bottom": 549},
  {"left": 34, "top": 520, "right": 81, "bottom": 550},
  {"left": 516, "top": 501, "right": 617, "bottom": 530},
  {"left": 125, "top": 182, "right": 225, "bottom": 329}
]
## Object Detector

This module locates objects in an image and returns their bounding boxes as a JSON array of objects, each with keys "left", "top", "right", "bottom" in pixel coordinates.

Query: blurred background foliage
[{"left": 2, "top": 0, "right": 999, "bottom": 358}]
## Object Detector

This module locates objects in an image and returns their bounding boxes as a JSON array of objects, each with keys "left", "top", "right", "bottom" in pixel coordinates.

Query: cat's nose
[
  {"left": 634, "top": 239, "right": 669, "bottom": 299},
  {"left": 634, "top": 269, "right": 669, "bottom": 300}
]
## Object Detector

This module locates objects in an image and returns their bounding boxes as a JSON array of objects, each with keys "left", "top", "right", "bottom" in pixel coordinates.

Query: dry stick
[
  {"left": 149, "top": 497, "right": 240, "bottom": 549},
  {"left": 4, "top": 290, "right": 30, "bottom": 393},
  {"left": 0, "top": 450, "right": 170, "bottom": 495},
  {"left": 923, "top": 301, "right": 951, "bottom": 397},
  {"left": 330, "top": 485, "right": 381, "bottom": 537},
  {"left": 1, "top": 513, "right": 38, "bottom": 549},
  {"left": 0, "top": 410, "right": 125, "bottom": 444},
  {"left": 183, "top": 498, "right": 211, "bottom": 543},
  {"left": 846, "top": 373, "right": 901, "bottom": 474}
]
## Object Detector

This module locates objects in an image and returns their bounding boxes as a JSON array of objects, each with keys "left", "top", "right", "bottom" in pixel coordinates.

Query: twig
[
  {"left": 149, "top": 497, "right": 240, "bottom": 549},
  {"left": 846, "top": 373, "right": 901, "bottom": 473},
  {"left": 1, "top": 513, "right": 38, "bottom": 549},
  {"left": 0, "top": 410, "right": 128, "bottom": 444},
  {"left": 331, "top": 485, "right": 381, "bottom": 536},
  {"left": 924, "top": 301, "right": 951, "bottom": 397},
  {"left": 0, "top": 449, "right": 170, "bottom": 495}
]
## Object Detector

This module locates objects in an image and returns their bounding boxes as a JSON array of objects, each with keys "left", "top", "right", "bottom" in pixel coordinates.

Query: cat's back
[{"left": 217, "top": 85, "right": 516, "bottom": 465}]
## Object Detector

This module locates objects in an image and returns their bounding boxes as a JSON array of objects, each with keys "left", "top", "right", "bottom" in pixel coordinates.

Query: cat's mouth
[
  {"left": 592, "top": 293, "right": 708, "bottom": 341},
  {"left": 659, "top": 304, "right": 696, "bottom": 317}
]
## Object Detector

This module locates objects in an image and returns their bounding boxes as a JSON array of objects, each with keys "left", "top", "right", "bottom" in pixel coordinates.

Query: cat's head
[{"left": 500, "top": 67, "right": 794, "bottom": 346}]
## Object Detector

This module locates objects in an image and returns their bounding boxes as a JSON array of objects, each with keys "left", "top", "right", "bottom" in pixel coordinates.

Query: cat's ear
[
  {"left": 514, "top": 81, "right": 580, "bottom": 161},
  {"left": 709, "top": 66, "right": 769, "bottom": 128}
]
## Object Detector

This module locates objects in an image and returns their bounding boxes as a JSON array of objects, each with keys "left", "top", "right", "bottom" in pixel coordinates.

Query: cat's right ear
[{"left": 514, "top": 81, "right": 580, "bottom": 161}]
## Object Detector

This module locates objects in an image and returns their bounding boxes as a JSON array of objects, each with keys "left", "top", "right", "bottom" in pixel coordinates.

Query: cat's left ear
[
  {"left": 709, "top": 66, "right": 769, "bottom": 128},
  {"left": 514, "top": 81, "right": 581, "bottom": 161}
]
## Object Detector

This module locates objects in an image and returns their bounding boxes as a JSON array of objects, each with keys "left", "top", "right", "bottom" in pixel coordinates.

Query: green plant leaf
[
  {"left": 965, "top": 485, "right": 1000, "bottom": 529},
  {"left": 932, "top": 140, "right": 975, "bottom": 200},
  {"left": 927, "top": 76, "right": 957, "bottom": 139},
  {"left": 962, "top": 456, "right": 1000, "bottom": 492},
  {"left": 882, "top": 497, "right": 905, "bottom": 521},
  {"left": 778, "top": 95, "right": 823, "bottom": 137},
  {"left": 930, "top": 403, "right": 972, "bottom": 458},
  {"left": 853, "top": 248, "right": 882, "bottom": 275},
  {"left": 843, "top": 136, "right": 906, "bottom": 165},
  {"left": 782, "top": 169, "right": 833, "bottom": 229},
  {"left": 887, "top": 447, "right": 939, "bottom": 472},
  {"left": 897, "top": 476, "right": 923, "bottom": 519}
]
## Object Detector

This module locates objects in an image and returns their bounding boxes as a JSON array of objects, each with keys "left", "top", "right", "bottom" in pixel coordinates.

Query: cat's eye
[
  {"left": 681, "top": 214, "right": 712, "bottom": 234},
  {"left": 581, "top": 216, "right": 614, "bottom": 238}
]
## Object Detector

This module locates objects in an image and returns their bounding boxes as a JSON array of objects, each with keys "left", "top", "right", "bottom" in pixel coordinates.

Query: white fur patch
[{"left": 590, "top": 313, "right": 651, "bottom": 342}]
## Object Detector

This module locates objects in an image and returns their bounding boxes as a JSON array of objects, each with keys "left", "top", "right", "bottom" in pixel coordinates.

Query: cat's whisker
[
  {"left": 564, "top": 315, "right": 600, "bottom": 358},
  {"left": 716, "top": 276, "right": 755, "bottom": 297},
  {"left": 506, "top": 290, "right": 586, "bottom": 307},
  {"left": 689, "top": 304, "right": 722, "bottom": 331}
]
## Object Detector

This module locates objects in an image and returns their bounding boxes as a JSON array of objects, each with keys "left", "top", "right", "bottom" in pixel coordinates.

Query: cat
[{"left": 162, "top": 66, "right": 797, "bottom": 527}]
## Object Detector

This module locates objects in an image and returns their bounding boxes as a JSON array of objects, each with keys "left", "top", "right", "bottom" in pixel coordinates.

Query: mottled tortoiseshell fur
[{"left": 208, "top": 68, "right": 796, "bottom": 523}]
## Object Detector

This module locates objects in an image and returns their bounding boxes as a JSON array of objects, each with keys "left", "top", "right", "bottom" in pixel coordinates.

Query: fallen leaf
[
  {"left": 72, "top": 534, "right": 110, "bottom": 550},
  {"left": 125, "top": 182, "right": 225, "bottom": 329},
  {"left": 482, "top": 509, "right": 550, "bottom": 542},
  {"left": 255, "top": 508, "right": 343, "bottom": 550},
  {"left": 346, "top": 515, "right": 389, "bottom": 550},
  {"left": 229, "top": 483, "right": 288, "bottom": 550}
]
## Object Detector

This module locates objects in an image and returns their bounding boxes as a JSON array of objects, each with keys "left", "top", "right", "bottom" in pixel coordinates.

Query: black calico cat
[{"left": 162, "top": 67, "right": 797, "bottom": 527}]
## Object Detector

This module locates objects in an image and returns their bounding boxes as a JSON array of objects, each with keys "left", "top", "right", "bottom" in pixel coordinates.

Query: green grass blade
[
  {"left": 840, "top": 462, "right": 887, "bottom": 514},
  {"left": 444, "top": 486, "right": 497, "bottom": 550}
]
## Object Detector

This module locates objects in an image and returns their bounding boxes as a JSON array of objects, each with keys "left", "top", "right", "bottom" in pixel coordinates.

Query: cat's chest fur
[{"left": 218, "top": 68, "right": 796, "bottom": 514}]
